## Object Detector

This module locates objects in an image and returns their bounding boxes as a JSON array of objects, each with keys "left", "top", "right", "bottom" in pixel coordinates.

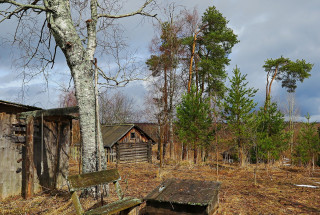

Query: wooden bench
[{"left": 67, "top": 169, "right": 142, "bottom": 215}]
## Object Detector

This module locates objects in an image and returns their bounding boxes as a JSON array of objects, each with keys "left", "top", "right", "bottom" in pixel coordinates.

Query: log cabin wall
[{"left": 111, "top": 127, "right": 152, "bottom": 163}]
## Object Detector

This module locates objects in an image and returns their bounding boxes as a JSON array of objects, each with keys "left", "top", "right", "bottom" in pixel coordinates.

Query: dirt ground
[{"left": 0, "top": 160, "right": 320, "bottom": 215}]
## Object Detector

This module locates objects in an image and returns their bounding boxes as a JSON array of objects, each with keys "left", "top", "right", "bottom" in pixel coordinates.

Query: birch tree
[{"left": 0, "top": 0, "right": 155, "bottom": 173}]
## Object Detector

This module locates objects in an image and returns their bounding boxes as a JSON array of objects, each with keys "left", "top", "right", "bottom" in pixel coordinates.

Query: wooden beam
[
  {"left": 23, "top": 116, "right": 34, "bottom": 199},
  {"left": 19, "top": 106, "right": 79, "bottom": 119}
]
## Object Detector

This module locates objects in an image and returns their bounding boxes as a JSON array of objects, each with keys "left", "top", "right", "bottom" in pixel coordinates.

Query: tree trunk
[
  {"left": 239, "top": 145, "right": 247, "bottom": 168},
  {"left": 46, "top": 0, "right": 105, "bottom": 173},
  {"left": 312, "top": 153, "right": 315, "bottom": 172},
  {"left": 182, "top": 143, "right": 187, "bottom": 160},
  {"left": 193, "top": 146, "right": 197, "bottom": 164}
]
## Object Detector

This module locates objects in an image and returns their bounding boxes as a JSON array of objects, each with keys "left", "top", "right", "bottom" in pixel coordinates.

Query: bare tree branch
[
  {"left": 98, "top": 0, "right": 156, "bottom": 19},
  {"left": 0, "top": 0, "right": 47, "bottom": 21}
]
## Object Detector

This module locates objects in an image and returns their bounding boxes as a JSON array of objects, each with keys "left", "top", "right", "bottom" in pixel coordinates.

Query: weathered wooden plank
[
  {"left": 12, "top": 126, "right": 26, "bottom": 132},
  {"left": 119, "top": 143, "right": 148, "bottom": 148},
  {"left": 68, "top": 169, "right": 120, "bottom": 191},
  {"left": 119, "top": 150, "right": 148, "bottom": 155},
  {"left": 119, "top": 146, "right": 148, "bottom": 151},
  {"left": 119, "top": 155, "right": 148, "bottom": 160},
  {"left": 119, "top": 159, "right": 148, "bottom": 164},
  {"left": 12, "top": 136, "right": 26, "bottom": 143},
  {"left": 119, "top": 145, "right": 148, "bottom": 150},
  {"left": 23, "top": 116, "right": 34, "bottom": 199},
  {"left": 119, "top": 156, "right": 148, "bottom": 160},
  {"left": 19, "top": 106, "right": 79, "bottom": 119},
  {"left": 71, "top": 191, "right": 84, "bottom": 215},
  {"left": 119, "top": 154, "right": 148, "bottom": 159},
  {"left": 119, "top": 151, "right": 148, "bottom": 155},
  {"left": 85, "top": 197, "right": 141, "bottom": 215}
]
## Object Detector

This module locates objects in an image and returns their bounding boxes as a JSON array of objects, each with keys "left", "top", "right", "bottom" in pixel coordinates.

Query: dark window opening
[{"left": 130, "top": 132, "right": 135, "bottom": 139}]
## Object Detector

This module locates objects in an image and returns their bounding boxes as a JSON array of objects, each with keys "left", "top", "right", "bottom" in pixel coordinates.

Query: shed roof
[
  {"left": 144, "top": 179, "right": 221, "bottom": 206},
  {"left": 0, "top": 99, "right": 42, "bottom": 114},
  {"left": 101, "top": 124, "right": 155, "bottom": 148}
]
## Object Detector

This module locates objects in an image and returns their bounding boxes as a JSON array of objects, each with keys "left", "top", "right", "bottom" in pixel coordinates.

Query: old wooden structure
[
  {"left": 67, "top": 169, "right": 142, "bottom": 215},
  {"left": 143, "top": 179, "right": 221, "bottom": 215},
  {"left": 0, "top": 100, "right": 41, "bottom": 199},
  {"left": 101, "top": 124, "right": 155, "bottom": 164},
  {"left": 0, "top": 100, "right": 78, "bottom": 199}
]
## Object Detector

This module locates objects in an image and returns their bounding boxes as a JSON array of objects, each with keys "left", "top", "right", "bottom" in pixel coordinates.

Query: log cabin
[{"left": 101, "top": 124, "right": 155, "bottom": 164}]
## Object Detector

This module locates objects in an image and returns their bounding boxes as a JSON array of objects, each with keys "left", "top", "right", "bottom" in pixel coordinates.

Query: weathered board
[
  {"left": 67, "top": 169, "right": 120, "bottom": 192},
  {"left": 0, "top": 112, "right": 23, "bottom": 199},
  {"left": 67, "top": 169, "right": 142, "bottom": 215},
  {"left": 144, "top": 179, "right": 221, "bottom": 215}
]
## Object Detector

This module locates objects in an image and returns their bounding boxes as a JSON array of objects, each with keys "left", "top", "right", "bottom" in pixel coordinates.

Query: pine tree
[
  {"left": 175, "top": 86, "right": 213, "bottom": 163},
  {"left": 183, "top": 6, "right": 239, "bottom": 96},
  {"left": 257, "top": 102, "right": 288, "bottom": 162},
  {"left": 263, "top": 56, "right": 313, "bottom": 108},
  {"left": 295, "top": 113, "right": 320, "bottom": 170},
  {"left": 224, "top": 67, "right": 258, "bottom": 167}
]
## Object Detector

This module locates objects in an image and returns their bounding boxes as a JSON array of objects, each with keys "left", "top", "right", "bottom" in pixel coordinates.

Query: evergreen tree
[
  {"left": 199, "top": 6, "right": 239, "bottom": 97},
  {"left": 224, "top": 67, "right": 258, "bottom": 167},
  {"left": 263, "top": 56, "right": 313, "bottom": 108},
  {"left": 175, "top": 86, "right": 213, "bottom": 163},
  {"left": 257, "top": 102, "right": 288, "bottom": 162},
  {"left": 183, "top": 6, "right": 239, "bottom": 96},
  {"left": 295, "top": 113, "right": 320, "bottom": 170}
]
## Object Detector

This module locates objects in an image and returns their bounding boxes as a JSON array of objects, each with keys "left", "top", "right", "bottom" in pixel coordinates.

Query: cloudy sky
[{"left": 0, "top": 0, "right": 319, "bottom": 120}]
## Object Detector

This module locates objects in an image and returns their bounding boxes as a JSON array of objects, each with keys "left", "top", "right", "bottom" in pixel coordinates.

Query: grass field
[{"left": 0, "top": 160, "right": 319, "bottom": 214}]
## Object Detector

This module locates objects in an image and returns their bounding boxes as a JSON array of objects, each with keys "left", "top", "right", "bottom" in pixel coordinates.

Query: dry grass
[{"left": 1, "top": 160, "right": 320, "bottom": 214}]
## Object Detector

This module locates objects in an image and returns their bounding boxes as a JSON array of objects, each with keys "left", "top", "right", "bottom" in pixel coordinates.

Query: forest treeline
[{"left": 59, "top": 5, "right": 318, "bottom": 170}]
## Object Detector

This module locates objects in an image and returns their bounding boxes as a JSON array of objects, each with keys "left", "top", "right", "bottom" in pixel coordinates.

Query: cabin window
[{"left": 130, "top": 132, "right": 135, "bottom": 139}]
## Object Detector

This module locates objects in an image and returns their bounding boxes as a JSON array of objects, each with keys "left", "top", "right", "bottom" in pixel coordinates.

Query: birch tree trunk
[{"left": 44, "top": 0, "right": 102, "bottom": 173}]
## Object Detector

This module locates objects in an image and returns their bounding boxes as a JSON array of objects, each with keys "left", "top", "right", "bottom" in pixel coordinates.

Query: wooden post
[
  {"left": 23, "top": 116, "right": 34, "bottom": 199},
  {"left": 116, "top": 144, "right": 120, "bottom": 165},
  {"left": 53, "top": 122, "right": 61, "bottom": 189},
  {"left": 147, "top": 141, "right": 152, "bottom": 164}
]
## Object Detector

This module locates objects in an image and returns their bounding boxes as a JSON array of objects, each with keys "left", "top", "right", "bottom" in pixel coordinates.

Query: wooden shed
[
  {"left": 0, "top": 100, "right": 77, "bottom": 199},
  {"left": 0, "top": 100, "right": 41, "bottom": 199},
  {"left": 101, "top": 124, "right": 155, "bottom": 164}
]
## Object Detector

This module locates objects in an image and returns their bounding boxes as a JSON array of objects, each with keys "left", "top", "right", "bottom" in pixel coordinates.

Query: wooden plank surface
[
  {"left": 68, "top": 169, "right": 120, "bottom": 191},
  {"left": 85, "top": 197, "right": 141, "bottom": 215}
]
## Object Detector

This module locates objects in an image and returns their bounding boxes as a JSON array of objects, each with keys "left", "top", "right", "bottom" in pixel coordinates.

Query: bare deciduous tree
[
  {"left": 99, "top": 90, "right": 141, "bottom": 124},
  {"left": 0, "top": 0, "right": 156, "bottom": 173}
]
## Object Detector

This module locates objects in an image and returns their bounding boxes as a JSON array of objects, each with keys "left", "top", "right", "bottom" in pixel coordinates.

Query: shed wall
[
  {"left": 0, "top": 112, "right": 70, "bottom": 199},
  {"left": 33, "top": 119, "right": 70, "bottom": 190},
  {"left": 0, "top": 113, "right": 22, "bottom": 199}
]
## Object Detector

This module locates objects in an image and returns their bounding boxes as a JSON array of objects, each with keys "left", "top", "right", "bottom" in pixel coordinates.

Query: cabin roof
[
  {"left": 144, "top": 179, "right": 221, "bottom": 206},
  {"left": 101, "top": 124, "right": 155, "bottom": 148},
  {"left": 0, "top": 99, "right": 42, "bottom": 114}
]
